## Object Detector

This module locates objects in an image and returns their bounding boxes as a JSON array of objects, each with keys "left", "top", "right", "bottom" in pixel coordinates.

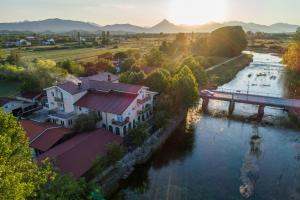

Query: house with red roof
[
  {"left": 37, "top": 128, "right": 122, "bottom": 178},
  {"left": 20, "top": 120, "right": 71, "bottom": 156},
  {"left": 43, "top": 75, "right": 157, "bottom": 136}
]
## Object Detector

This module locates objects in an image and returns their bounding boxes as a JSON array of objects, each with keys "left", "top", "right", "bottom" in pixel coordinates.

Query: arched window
[
  {"left": 123, "top": 126, "right": 127, "bottom": 136},
  {"left": 128, "top": 122, "right": 132, "bottom": 129},
  {"left": 109, "top": 125, "right": 113, "bottom": 132},
  {"left": 116, "top": 127, "right": 120, "bottom": 135}
]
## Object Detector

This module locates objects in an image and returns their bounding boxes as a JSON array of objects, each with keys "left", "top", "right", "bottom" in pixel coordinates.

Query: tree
[
  {"left": 120, "top": 58, "right": 136, "bottom": 72},
  {"left": 208, "top": 26, "right": 247, "bottom": 57},
  {"left": 0, "top": 110, "right": 51, "bottom": 199},
  {"left": 6, "top": 49, "right": 21, "bottom": 65},
  {"left": 72, "top": 112, "right": 99, "bottom": 133},
  {"left": 283, "top": 40, "right": 300, "bottom": 73},
  {"left": 181, "top": 57, "right": 207, "bottom": 86},
  {"left": 145, "top": 48, "right": 166, "bottom": 67},
  {"left": 106, "top": 143, "right": 124, "bottom": 164},
  {"left": 35, "top": 174, "right": 92, "bottom": 200},
  {"left": 0, "top": 49, "right": 5, "bottom": 63},
  {"left": 21, "top": 59, "right": 67, "bottom": 92},
  {"left": 119, "top": 71, "right": 145, "bottom": 84},
  {"left": 144, "top": 68, "right": 170, "bottom": 93},
  {"left": 128, "top": 123, "right": 149, "bottom": 147},
  {"left": 57, "top": 60, "right": 84, "bottom": 76},
  {"left": 172, "top": 66, "right": 199, "bottom": 107}
]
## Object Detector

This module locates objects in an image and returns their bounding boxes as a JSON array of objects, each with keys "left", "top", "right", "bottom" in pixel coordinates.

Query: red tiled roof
[
  {"left": 37, "top": 129, "right": 123, "bottom": 178},
  {"left": 20, "top": 120, "right": 70, "bottom": 152},
  {"left": 75, "top": 91, "right": 137, "bottom": 115},
  {"left": 57, "top": 80, "right": 143, "bottom": 95}
]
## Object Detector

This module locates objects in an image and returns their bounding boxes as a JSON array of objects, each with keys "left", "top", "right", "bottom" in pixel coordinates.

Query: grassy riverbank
[{"left": 207, "top": 53, "right": 253, "bottom": 87}]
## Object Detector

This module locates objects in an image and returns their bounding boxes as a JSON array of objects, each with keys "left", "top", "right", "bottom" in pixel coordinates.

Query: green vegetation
[
  {"left": 192, "top": 26, "right": 247, "bottom": 57},
  {"left": 35, "top": 175, "right": 93, "bottom": 200},
  {"left": 72, "top": 112, "right": 99, "bottom": 133},
  {"left": 0, "top": 79, "right": 21, "bottom": 97},
  {"left": 208, "top": 54, "right": 253, "bottom": 86},
  {"left": 0, "top": 110, "right": 52, "bottom": 199},
  {"left": 88, "top": 143, "right": 124, "bottom": 177},
  {"left": 128, "top": 123, "right": 150, "bottom": 147}
]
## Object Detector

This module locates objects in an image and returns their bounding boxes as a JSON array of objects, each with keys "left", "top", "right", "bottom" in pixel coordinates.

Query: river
[{"left": 111, "top": 52, "right": 300, "bottom": 200}]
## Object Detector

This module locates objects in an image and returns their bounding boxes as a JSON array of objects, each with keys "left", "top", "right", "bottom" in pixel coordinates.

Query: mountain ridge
[{"left": 0, "top": 18, "right": 298, "bottom": 33}]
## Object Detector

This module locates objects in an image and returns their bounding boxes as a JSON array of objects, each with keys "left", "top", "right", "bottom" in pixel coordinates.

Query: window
[
  {"left": 61, "top": 120, "right": 65, "bottom": 125},
  {"left": 142, "top": 115, "right": 145, "bottom": 121},
  {"left": 51, "top": 92, "right": 54, "bottom": 97},
  {"left": 116, "top": 127, "right": 120, "bottom": 135},
  {"left": 138, "top": 116, "right": 141, "bottom": 121},
  {"left": 109, "top": 125, "right": 113, "bottom": 132},
  {"left": 102, "top": 124, "right": 107, "bottom": 129},
  {"left": 129, "top": 122, "right": 132, "bottom": 129},
  {"left": 79, "top": 107, "right": 82, "bottom": 111},
  {"left": 123, "top": 126, "right": 127, "bottom": 136},
  {"left": 68, "top": 120, "right": 73, "bottom": 126},
  {"left": 117, "top": 115, "right": 123, "bottom": 122},
  {"left": 133, "top": 120, "right": 136, "bottom": 128}
]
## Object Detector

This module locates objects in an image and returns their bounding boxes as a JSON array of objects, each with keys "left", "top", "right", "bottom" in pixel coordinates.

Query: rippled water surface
[{"left": 111, "top": 53, "right": 300, "bottom": 200}]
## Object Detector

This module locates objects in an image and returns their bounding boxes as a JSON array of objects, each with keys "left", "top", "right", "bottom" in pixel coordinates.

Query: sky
[{"left": 0, "top": 0, "right": 300, "bottom": 26}]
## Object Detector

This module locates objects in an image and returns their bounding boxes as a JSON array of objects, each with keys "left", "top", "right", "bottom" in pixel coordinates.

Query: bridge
[{"left": 199, "top": 89, "right": 300, "bottom": 118}]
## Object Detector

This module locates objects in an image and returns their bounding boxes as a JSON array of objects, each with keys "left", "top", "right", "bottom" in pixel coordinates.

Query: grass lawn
[{"left": 0, "top": 80, "right": 21, "bottom": 97}]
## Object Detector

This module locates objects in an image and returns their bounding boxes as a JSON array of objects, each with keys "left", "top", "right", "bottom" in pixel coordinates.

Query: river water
[{"left": 111, "top": 52, "right": 300, "bottom": 200}]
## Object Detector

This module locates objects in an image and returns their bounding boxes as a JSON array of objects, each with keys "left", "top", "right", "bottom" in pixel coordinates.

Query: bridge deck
[{"left": 200, "top": 91, "right": 300, "bottom": 109}]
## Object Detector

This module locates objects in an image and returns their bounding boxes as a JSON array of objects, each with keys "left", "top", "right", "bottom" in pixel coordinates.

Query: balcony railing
[
  {"left": 137, "top": 106, "right": 151, "bottom": 115},
  {"left": 54, "top": 97, "right": 63, "bottom": 102},
  {"left": 112, "top": 117, "right": 130, "bottom": 126},
  {"left": 137, "top": 96, "right": 151, "bottom": 104}
]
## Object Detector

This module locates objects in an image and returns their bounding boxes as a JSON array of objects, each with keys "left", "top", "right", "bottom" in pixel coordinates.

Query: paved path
[{"left": 205, "top": 54, "right": 244, "bottom": 72}]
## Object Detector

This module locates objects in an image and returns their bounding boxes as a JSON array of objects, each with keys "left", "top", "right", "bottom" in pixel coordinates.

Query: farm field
[{"left": 3, "top": 36, "right": 172, "bottom": 63}]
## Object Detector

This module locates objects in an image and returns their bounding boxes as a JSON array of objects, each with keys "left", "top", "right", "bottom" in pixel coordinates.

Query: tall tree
[
  {"left": 208, "top": 26, "right": 247, "bottom": 57},
  {"left": 0, "top": 110, "right": 51, "bottom": 199},
  {"left": 144, "top": 68, "right": 171, "bottom": 93},
  {"left": 172, "top": 66, "right": 199, "bottom": 107}
]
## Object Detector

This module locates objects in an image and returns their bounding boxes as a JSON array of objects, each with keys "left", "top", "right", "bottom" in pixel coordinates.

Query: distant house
[
  {"left": 17, "top": 91, "right": 42, "bottom": 104},
  {"left": 16, "top": 39, "right": 31, "bottom": 47},
  {"left": 20, "top": 120, "right": 71, "bottom": 156},
  {"left": 42, "top": 38, "right": 55, "bottom": 45},
  {"left": 37, "top": 128, "right": 122, "bottom": 178},
  {"left": 0, "top": 97, "right": 26, "bottom": 116},
  {"left": 43, "top": 76, "right": 157, "bottom": 136}
]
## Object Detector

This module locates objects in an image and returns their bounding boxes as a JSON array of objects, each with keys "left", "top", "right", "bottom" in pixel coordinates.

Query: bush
[
  {"left": 106, "top": 143, "right": 124, "bottom": 164},
  {"left": 127, "top": 123, "right": 149, "bottom": 147},
  {"left": 72, "top": 112, "right": 98, "bottom": 133}
]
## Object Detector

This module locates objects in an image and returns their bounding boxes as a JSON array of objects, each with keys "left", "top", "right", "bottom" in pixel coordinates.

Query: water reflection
[
  {"left": 112, "top": 52, "right": 300, "bottom": 200},
  {"left": 240, "top": 126, "right": 262, "bottom": 198}
]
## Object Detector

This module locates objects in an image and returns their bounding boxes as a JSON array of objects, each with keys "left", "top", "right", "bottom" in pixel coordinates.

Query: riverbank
[
  {"left": 207, "top": 53, "right": 253, "bottom": 87},
  {"left": 92, "top": 110, "right": 188, "bottom": 197}
]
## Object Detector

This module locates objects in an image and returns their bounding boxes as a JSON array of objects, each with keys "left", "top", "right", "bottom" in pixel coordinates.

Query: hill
[{"left": 0, "top": 18, "right": 298, "bottom": 33}]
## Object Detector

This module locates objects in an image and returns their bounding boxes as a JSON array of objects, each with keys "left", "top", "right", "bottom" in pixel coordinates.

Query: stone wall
[{"left": 91, "top": 111, "right": 187, "bottom": 196}]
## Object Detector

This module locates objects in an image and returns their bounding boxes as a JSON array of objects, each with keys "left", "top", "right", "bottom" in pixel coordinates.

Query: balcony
[
  {"left": 112, "top": 117, "right": 130, "bottom": 126},
  {"left": 137, "top": 95, "right": 151, "bottom": 104},
  {"left": 54, "top": 97, "right": 63, "bottom": 102},
  {"left": 137, "top": 105, "right": 151, "bottom": 115}
]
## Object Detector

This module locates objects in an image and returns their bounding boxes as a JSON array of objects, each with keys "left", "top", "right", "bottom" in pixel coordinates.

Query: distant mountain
[
  {"left": 148, "top": 19, "right": 184, "bottom": 33},
  {"left": 0, "top": 18, "right": 298, "bottom": 33},
  {"left": 0, "top": 18, "right": 101, "bottom": 33},
  {"left": 100, "top": 23, "right": 145, "bottom": 33}
]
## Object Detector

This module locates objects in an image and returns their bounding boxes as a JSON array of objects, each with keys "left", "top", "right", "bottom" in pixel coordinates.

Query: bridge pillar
[
  {"left": 228, "top": 101, "right": 235, "bottom": 115},
  {"left": 258, "top": 105, "right": 265, "bottom": 119},
  {"left": 202, "top": 98, "right": 209, "bottom": 113}
]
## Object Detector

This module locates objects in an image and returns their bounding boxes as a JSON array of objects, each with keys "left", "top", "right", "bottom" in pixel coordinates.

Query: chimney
[
  {"left": 78, "top": 82, "right": 82, "bottom": 88},
  {"left": 107, "top": 74, "right": 111, "bottom": 82}
]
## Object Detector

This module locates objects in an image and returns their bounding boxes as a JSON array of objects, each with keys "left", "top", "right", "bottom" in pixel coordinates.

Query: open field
[
  {"left": 3, "top": 36, "right": 173, "bottom": 63},
  {"left": 0, "top": 80, "right": 21, "bottom": 97}
]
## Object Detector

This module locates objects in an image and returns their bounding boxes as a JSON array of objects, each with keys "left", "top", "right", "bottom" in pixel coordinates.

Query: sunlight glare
[{"left": 167, "top": 0, "right": 227, "bottom": 25}]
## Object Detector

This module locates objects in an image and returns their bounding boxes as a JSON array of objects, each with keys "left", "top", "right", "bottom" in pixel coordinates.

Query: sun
[{"left": 167, "top": 0, "right": 227, "bottom": 25}]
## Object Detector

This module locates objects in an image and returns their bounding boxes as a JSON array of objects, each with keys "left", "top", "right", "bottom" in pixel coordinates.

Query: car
[{"left": 200, "top": 90, "right": 215, "bottom": 96}]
